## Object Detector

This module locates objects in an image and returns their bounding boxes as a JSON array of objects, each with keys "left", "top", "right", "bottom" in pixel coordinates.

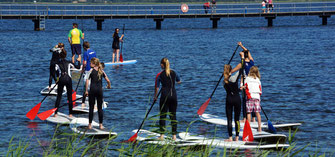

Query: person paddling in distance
[
  {"left": 241, "top": 66, "right": 262, "bottom": 132},
  {"left": 81, "top": 41, "right": 97, "bottom": 108},
  {"left": 54, "top": 48, "right": 81, "bottom": 117},
  {"left": 112, "top": 28, "right": 124, "bottom": 63},
  {"left": 68, "top": 23, "right": 84, "bottom": 64},
  {"left": 48, "top": 43, "right": 63, "bottom": 91},
  {"left": 154, "top": 58, "right": 181, "bottom": 141},
  {"left": 85, "top": 58, "right": 111, "bottom": 130},
  {"left": 223, "top": 64, "right": 243, "bottom": 142},
  {"left": 231, "top": 42, "right": 255, "bottom": 123}
]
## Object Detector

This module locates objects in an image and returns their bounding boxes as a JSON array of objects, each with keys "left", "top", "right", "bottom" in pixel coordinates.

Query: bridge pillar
[
  {"left": 154, "top": 18, "right": 164, "bottom": 29},
  {"left": 319, "top": 15, "right": 330, "bottom": 25},
  {"left": 95, "top": 19, "right": 104, "bottom": 30},
  {"left": 32, "top": 19, "right": 40, "bottom": 31},
  {"left": 265, "top": 16, "right": 276, "bottom": 27},
  {"left": 210, "top": 18, "right": 220, "bottom": 28}
]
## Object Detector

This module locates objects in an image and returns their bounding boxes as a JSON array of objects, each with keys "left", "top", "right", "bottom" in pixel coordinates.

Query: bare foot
[
  {"left": 234, "top": 137, "right": 239, "bottom": 141},
  {"left": 99, "top": 124, "right": 104, "bottom": 130},
  {"left": 53, "top": 114, "right": 58, "bottom": 117},
  {"left": 172, "top": 135, "right": 177, "bottom": 141},
  {"left": 258, "top": 129, "right": 262, "bottom": 132},
  {"left": 81, "top": 103, "right": 85, "bottom": 109},
  {"left": 48, "top": 87, "right": 51, "bottom": 91},
  {"left": 68, "top": 114, "right": 73, "bottom": 118},
  {"left": 158, "top": 135, "right": 164, "bottom": 140},
  {"left": 88, "top": 124, "right": 92, "bottom": 129},
  {"left": 224, "top": 137, "right": 233, "bottom": 142}
]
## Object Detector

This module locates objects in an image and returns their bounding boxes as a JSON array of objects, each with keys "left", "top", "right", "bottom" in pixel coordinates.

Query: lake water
[{"left": 0, "top": 14, "right": 334, "bottom": 156}]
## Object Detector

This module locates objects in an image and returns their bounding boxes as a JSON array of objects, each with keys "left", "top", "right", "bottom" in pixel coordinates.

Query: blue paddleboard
[{"left": 105, "top": 60, "right": 137, "bottom": 66}]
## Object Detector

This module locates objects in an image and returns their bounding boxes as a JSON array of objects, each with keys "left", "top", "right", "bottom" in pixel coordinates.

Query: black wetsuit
[
  {"left": 88, "top": 69, "right": 105, "bottom": 124},
  {"left": 54, "top": 59, "right": 80, "bottom": 114},
  {"left": 224, "top": 70, "right": 242, "bottom": 137},
  {"left": 112, "top": 33, "right": 120, "bottom": 49},
  {"left": 49, "top": 47, "right": 61, "bottom": 87},
  {"left": 156, "top": 70, "right": 180, "bottom": 135}
]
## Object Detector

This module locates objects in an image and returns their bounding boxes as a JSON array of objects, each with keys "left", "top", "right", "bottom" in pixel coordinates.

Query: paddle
[
  {"left": 127, "top": 89, "right": 162, "bottom": 142},
  {"left": 261, "top": 106, "right": 277, "bottom": 133},
  {"left": 242, "top": 120, "right": 254, "bottom": 142},
  {"left": 197, "top": 45, "right": 240, "bottom": 115},
  {"left": 26, "top": 82, "right": 59, "bottom": 120},
  {"left": 71, "top": 70, "right": 84, "bottom": 105},
  {"left": 119, "top": 24, "right": 125, "bottom": 62}
]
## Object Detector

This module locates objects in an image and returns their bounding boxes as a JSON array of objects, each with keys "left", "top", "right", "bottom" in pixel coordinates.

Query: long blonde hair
[
  {"left": 161, "top": 58, "right": 171, "bottom": 77},
  {"left": 248, "top": 66, "right": 261, "bottom": 79},
  {"left": 90, "top": 57, "right": 103, "bottom": 80},
  {"left": 223, "top": 64, "right": 232, "bottom": 84}
]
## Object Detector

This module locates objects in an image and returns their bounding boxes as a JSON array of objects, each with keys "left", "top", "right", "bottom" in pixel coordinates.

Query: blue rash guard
[{"left": 83, "top": 49, "right": 97, "bottom": 71}]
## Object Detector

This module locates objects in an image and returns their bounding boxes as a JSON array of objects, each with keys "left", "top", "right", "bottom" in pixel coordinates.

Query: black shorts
[{"left": 71, "top": 44, "right": 82, "bottom": 55}]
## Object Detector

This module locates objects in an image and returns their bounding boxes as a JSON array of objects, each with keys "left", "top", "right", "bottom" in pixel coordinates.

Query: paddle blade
[
  {"left": 120, "top": 53, "right": 123, "bottom": 62},
  {"left": 197, "top": 98, "right": 211, "bottom": 115},
  {"left": 26, "top": 102, "right": 42, "bottom": 120},
  {"left": 242, "top": 120, "right": 254, "bottom": 142},
  {"left": 267, "top": 120, "right": 277, "bottom": 133},
  {"left": 127, "top": 133, "right": 138, "bottom": 142},
  {"left": 37, "top": 108, "right": 57, "bottom": 120}
]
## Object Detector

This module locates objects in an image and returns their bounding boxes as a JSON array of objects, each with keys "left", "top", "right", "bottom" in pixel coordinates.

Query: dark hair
[
  {"left": 83, "top": 41, "right": 90, "bottom": 49},
  {"left": 113, "top": 28, "right": 119, "bottom": 38},
  {"left": 243, "top": 49, "right": 249, "bottom": 58},
  {"left": 60, "top": 49, "right": 67, "bottom": 59},
  {"left": 101, "top": 62, "right": 105, "bottom": 69},
  {"left": 73, "top": 23, "right": 78, "bottom": 28},
  {"left": 58, "top": 42, "right": 64, "bottom": 48}
]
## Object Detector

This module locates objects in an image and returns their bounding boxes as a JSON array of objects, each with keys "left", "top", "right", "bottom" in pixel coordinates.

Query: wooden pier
[{"left": 0, "top": 2, "right": 334, "bottom": 30}]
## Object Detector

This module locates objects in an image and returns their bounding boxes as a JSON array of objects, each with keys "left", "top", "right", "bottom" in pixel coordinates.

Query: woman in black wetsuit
[
  {"left": 223, "top": 64, "right": 242, "bottom": 141},
  {"left": 48, "top": 43, "right": 63, "bottom": 90},
  {"left": 112, "top": 28, "right": 124, "bottom": 63},
  {"left": 54, "top": 49, "right": 81, "bottom": 117},
  {"left": 154, "top": 58, "right": 181, "bottom": 140},
  {"left": 85, "top": 57, "right": 111, "bottom": 129}
]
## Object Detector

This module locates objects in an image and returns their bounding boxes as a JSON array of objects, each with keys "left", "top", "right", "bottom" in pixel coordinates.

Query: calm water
[{"left": 0, "top": 15, "right": 334, "bottom": 156}]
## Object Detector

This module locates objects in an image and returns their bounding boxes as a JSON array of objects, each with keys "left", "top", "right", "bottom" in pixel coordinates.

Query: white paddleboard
[
  {"left": 133, "top": 129, "right": 204, "bottom": 147},
  {"left": 178, "top": 132, "right": 289, "bottom": 149},
  {"left": 40, "top": 84, "right": 67, "bottom": 96},
  {"left": 46, "top": 112, "right": 75, "bottom": 125},
  {"left": 105, "top": 60, "right": 137, "bottom": 66},
  {"left": 200, "top": 114, "right": 301, "bottom": 129},
  {"left": 70, "top": 118, "right": 117, "bottom": 137},
  {"left": 70, "top": 65, "right": 83, "bottom": 72},
  {"left": 72, "top": 100, "right": 108, "bottom": 113}
]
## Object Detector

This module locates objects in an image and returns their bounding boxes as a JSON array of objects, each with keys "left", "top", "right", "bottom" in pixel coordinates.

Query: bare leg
[
  {"left": 99, "top": 123, "right": 104, "bottom": 129},
  {"left": 116, "top": 49, "right": 120, "bottom": 63},
  {"left": 256, "top": 112, "right": 262, "bottom": 132},
  {"left": 225, "top": 136, "right": 233, "bottom": 142},
  {"left": 72, "top": 55, "right": 75, "bottom": 64},
  {"left": 88, "top": 123, "right": 92, "bottom": 129},
  {"left": 234, "top": 136, "right": 239, "bottom": 141},
  {"left": 78, "top": 55, "right": 81, "bottom": 63},
  {"left": 158, "top": 134, "right": 164, "bottom": 140},
  {"left": 247, "top": 113, "right": 251, "bottom": 123},
  {"left": 112, "top": 49, "right": 116, "bottom": 63},
  {"left": 172, "top": 135, "right": 177, "bottom": 141}
]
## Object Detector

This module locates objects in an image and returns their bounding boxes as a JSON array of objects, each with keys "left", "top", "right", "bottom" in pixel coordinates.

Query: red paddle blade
[
  {"left": 68, "top": 90, "right": 76, "bottom": 105},
  {"left": 37, "top": 108, "right": 57, "bottom": 120},
  {"left": 197, "top": 98, "right": 211, "bottom": 115},
  {"left": 242, "top": 120, "right": 254, "bottom": 142},
  {"left": 120, "top": 53, "right": 123, "bottom": 62},
  {"left": 127, "top": 133, "right": 138, "bottom": 142},
  {"left": 26, "top": 102, "right": 42, "bottom": 120}
]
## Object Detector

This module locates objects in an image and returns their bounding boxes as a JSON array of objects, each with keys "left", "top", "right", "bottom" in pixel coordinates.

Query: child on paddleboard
[
  {"left": 112, "top": 28, "right": 124, "bottom": 63},
  {"left": 54, "top": 47, "right": 81, "bottom": 117},
  {"left": 223, "top": 64, "right": 242, "bottom": 141},
  {"left": 154, "top": 58, "right": 181, "bottom": 141},
  {"left": 85, "top": 58, "right": 111, "bottom": 130},
  {"left": 243, "top": 66, "right": 262, "bottom": 132}
]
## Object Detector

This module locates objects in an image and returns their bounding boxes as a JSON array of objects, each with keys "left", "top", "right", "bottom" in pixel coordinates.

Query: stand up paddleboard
[
  {"left": 72, "top": 100, "right": 108, "bottom": 113},
  {"left": 200, "top": 114, "right": 301, "bottom": 130},
  {"left": 70, "top": 65, "right": 83, "bottom": 72},
  {"left": 105, "top": 60, "right": 137, "bottom": 66},
  {"left": 45, "top": 112, "right": 75, "bottom": 125},
  {"left": 70, "top": 118, "right": 117, "bottom": 137},
  {"left": 178, "top": 132, "right": 289, "bottom": 149},
  {"left": 40, "top": 84, "right": 67, "bottom": 96},
  {"left": 133, "top": 129, "right": 204, "bottom": 147}
]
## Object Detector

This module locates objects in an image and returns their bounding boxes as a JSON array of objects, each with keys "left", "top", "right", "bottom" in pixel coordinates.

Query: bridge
[{"left": 0, "top": 2, "right": 334, "bottom": 30}]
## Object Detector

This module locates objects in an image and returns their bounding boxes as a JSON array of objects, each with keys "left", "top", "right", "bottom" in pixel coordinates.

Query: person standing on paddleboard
[
  {"left": 81, "top": 41, "right": 97, "bottom": 108},
  {"left": 112, "top": 28, "right": 124, "bottom": 63},
  {"left": 231, "top": 42, "right": 255, "bottom": 123},
  {"left": 223, "top": 64, "right": 243, "bottom": 141},
  {"left": 54, "top": 48, "right": 81, "bottom": 117},
  {"left": 48, "top": 43, "right": 63, "bottom": 91},
  {"left": 68, "top": 23, "right": 84, "bottom": 64},
  {"left": 85, "top": 58, "right": 111, "bottom": 130},
  {"left": 154, "top": 58, "right": 181, "bottom": 141},
  {"left": 242, "top": 66, "right": 262, "bottom": 132}
]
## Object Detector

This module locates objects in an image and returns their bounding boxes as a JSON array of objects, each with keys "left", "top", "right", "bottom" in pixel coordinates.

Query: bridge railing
[{"left": 0, "top": 2, "right": 335, "bottom": 16}]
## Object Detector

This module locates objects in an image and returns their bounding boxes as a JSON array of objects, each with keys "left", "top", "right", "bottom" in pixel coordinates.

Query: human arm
[
  {"left": 120, "top": 34, "right": 124, "bottom": 41},
  {"left": 85, "top": 78, "right": 89, "bottom": 96},
  {"left": 103, "top": 71, "right": 111, "bottom": 89},
  {"left": 175, "top": 71, "right": 182, "bottom": 84},
  {"left": 238, "top": 42, "right": 248, "bottom": 52},
  {"left": 231, "top": 63, "right": 242, "bottom": 74},
  {"left": 80, "top": 30, "right": 85, "bottom": 40},
  {"left": 68, "top": 30, "right": 72, "bottom": 44}
]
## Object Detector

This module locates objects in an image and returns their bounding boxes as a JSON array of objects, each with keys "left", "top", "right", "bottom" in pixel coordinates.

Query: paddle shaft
[
  {"left": 41, "top": 82, "right": 59, "bottom": 103},
  {"left": 120, "top": 24, "right": 125, "bottom": 54},
  {"left": 75, "top": 71, "right": 84, "bottom": 92},
  {"left": 260, "top": 106, "right": 269, "bottom": 120},
  {"left": 135, "top": 89, "right": 162, "bottom": 135},
  {"left": 208, "top": 45, "right": 240, "bottom": 98}
]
